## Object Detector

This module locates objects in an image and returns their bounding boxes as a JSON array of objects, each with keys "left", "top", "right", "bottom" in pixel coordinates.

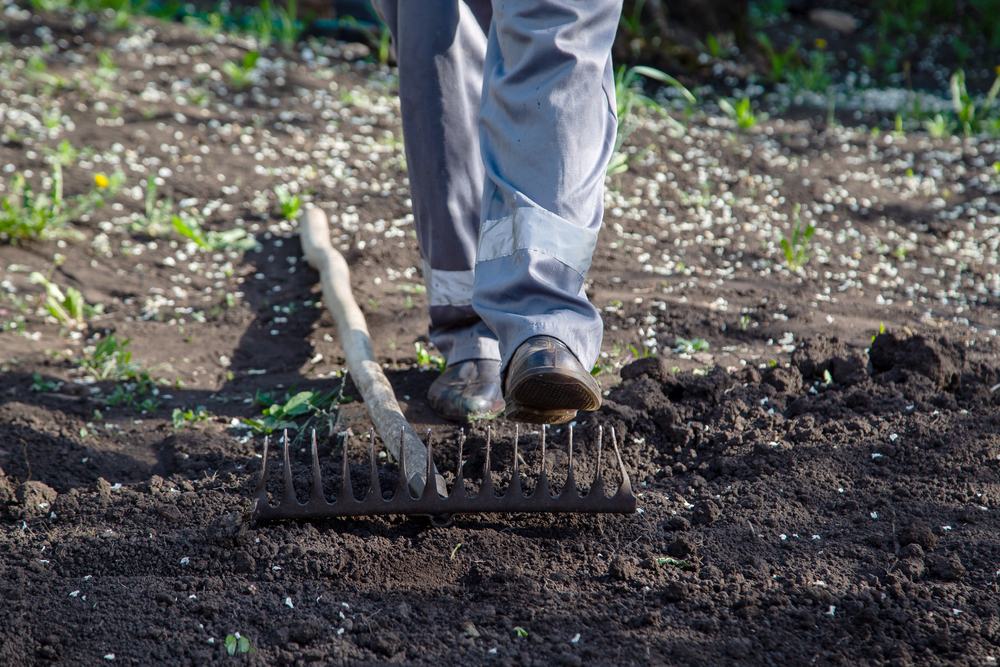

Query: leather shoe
[
  {"left": 427, "top": 359, "right": 505, "bottom": 423},
  {"left": 503, "top": 335, "right": 602, "bottom": 424}
]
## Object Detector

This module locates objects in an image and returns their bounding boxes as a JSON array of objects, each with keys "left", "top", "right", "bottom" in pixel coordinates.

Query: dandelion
[
  {"left": 94, "top": 173, "right": 110, "bottom": 189},
  {"left": 815, "top": 38, "right": 828, "bottom": 50}
]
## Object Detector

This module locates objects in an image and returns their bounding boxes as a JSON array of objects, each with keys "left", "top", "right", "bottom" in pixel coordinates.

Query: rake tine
[
  {"left": 509, "top": 423, "right": 522, "bottom": 498},
  {"left": 453, "top": 429, "right": 466, "bottom": 500},
  {"left": 534, "top": 425, "right": 550, "bottom": 499},
  {"left": 395, "top": 429, "right": 410, "bottom": 499},
  {"left": 589, "top": 425, "right": 606, "bottom": 499},
  {"left": 609, "top": 426, "right": 634, "bottom": 498},
  {"left": 481, "top": 425, "right": 494, "bottom": 498},
  {"left": 564, "top": 423, "right": 577, "bottom": 497},
  {"left": 282, "top": 429, "right": 296, "bottom": 505},
  {"left": 367, "top": 429, "right": 381, "bottom": 501},
  {"left": 309, "top": 429, "right": 324, "bottom": 504},
  {"left": 421, "top": 429, "right": 438, "bottom": 500},
  {"left": 341, "top": 431, "right": 355, "bottom": 502},
  {"left": 254, "top": 435, "right": 270, "bottom": 497}
]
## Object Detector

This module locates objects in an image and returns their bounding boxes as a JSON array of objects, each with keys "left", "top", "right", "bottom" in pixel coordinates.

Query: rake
[
  {"left": 251, "top": 205, "right": 636, "bottom": 522},
  {"left": 254, "top": 424, "right": 636, "bottom": 521}
]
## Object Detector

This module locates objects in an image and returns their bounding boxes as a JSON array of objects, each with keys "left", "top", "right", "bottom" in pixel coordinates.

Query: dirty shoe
[
  {"left": 427, "top": 359, "right": 505, "bottom": 423},
  {"left": 503, "top": 336, "right": 602, "bottom": 424}
]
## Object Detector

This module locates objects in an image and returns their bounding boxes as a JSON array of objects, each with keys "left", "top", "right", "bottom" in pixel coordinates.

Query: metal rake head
[{"left": 253, "top": 424, "right": 636, "bottom": 522}]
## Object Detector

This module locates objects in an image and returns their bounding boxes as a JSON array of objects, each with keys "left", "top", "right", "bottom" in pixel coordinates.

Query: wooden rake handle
[{"left": 299, "top": 205, "right": 447, "bottom": 497}]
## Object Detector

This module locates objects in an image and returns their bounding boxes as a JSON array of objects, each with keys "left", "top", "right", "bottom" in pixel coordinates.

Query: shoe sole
[{"left": 504, "top": 368, "right": 602, "bottom": 424}]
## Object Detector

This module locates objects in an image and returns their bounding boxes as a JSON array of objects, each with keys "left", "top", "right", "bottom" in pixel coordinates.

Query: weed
[
  {"left": 172, "top": 213, "right": 256, "bottom": 252},
  {"left": 79, "top": 335, "right": 159, "bottom": 412},
  {"left": 756, "top": 33, "right": 799, "bottom": 83},
  {"left": 274, "top": 185, "right": 301, "bottom": 221},
  {"left": 778, "top": 204, "right": 816, "bottom": 271},
  {"left": 31, "top": 372, "right": 62, "bottom": 393},
  {"left": 244, "top": 388, "right": 347, "bottom": 435},
  {"left": 414, "top": 342, "right": 446, "bottom": 372},
  {"left": 0, "top": 151, "right": 123, "bottom": 242},
  {"left": 221, "top": 51, "right": 260, "bottom": 90},
  {"left": 513, "top": 627, "right": 529, "bottom": 638},
  {"left": 450, "top": 543, "right": 462, "bottom": 560},
  {"left": 719, "top": 97, "right": 757, "bottom": 130},
  {"left": 610, "top": 64, "right": 695, "bottom": 174},
  {"left": 224, "top": 633, "right": 253, "bottom": 656},
  {"left": 656, "top": 556, "right": 695, "bottom": 570},
  {"left": 133, "top": 177, "right": 174, "bottom": 236},
  {"left": 674, "top": 337, "right": 710, "bottom": 354},
  {"left": 172, "top": 406, "right": 210, "bottom": 429},
  {"left": 947, "top": 69, "right": 1000, "bottom": 137},
  {"left": 29, "top": 272, "right": 97, "bottom": 328},
  {"left": 870, "top": 322, "right": 887, "bottom": 344},
  {"left": 788, "top": 47, "right": 831, "bottom": 93}
]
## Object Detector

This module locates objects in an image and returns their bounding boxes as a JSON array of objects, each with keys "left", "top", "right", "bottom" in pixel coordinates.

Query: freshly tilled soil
[{"left": 2, "top": 9, "right": 999, "bottom": 667}]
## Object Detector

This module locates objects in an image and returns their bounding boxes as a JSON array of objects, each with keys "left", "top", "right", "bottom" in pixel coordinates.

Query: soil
[{"left": 2, "top": 8, "right": 999, "bottom": 667}]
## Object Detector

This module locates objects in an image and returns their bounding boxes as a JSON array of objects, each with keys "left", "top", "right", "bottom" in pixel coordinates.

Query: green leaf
[{"left": 281, "top": 391, "right": 314, "bottom": 417}]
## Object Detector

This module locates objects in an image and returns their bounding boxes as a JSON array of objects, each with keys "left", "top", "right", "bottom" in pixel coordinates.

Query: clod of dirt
[
  {"left": 664, "top": 516, "right": 691, "bottom": 531},
  {"left": 0, "top": 467, "right": 15, "bottom": 515},
  {"left": 663, "top": 367, "right": 734, "bottom": 404},
  {"left": 16, "top": 480, "right": 57, "bottom": 518},
  {"left": 666, "top": 536, "right": 697, "bottom": 559},
  {"left": 898, "top": 522, "right": 939, "bottom": 550},
  {"left": 660, "top": 581, "right": 689, "bottom": 603},
  {"left": 620, "top": 356, "right": 671, "bottom": 384},
  {"left": 691, "top": 499, "right": 721, "bottom": 525},
  {"left": 461, "top": 621, "right": 480, "bottom": 638},
  {"left": 870, "top": 333, "right": 960, "bottom": 389},
  {"left": 763, "top": 365, "right": 803, "bottom": 394},
  {"left": 609, "top": 555, "right": 641, "bottom": 582},
  {"left": 792, "top": 336, "right": 867, "bottom": 385},
  {"left": 926, "top": 554, "right": 966, "bottom": 581}
]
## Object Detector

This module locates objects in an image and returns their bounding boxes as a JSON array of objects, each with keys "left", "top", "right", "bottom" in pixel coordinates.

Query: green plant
[
  {"left": 0, "top": 148, "right": 123, "bottom": 242},
  {"left": 79, "top": 335, "right": 159, "bottom": 412},
  {"left": 221, "top": 51, "right": 260, "bottom": 90},
  {"left": 513, "top": 626, "right": 529, "bottom": 638},
  {"left": 273, "top": 0, "right": 302, "bottom": 49},
  {"left": 133, "top": 177, "right": 174, "bottom": 236},
  {"left": 778, "top": 204, "right": 816, "bottom": 271},
  {"left": 719, "top": 97, "right": 757, "bottom": 130},
  {"left": 610, "top": 64, "right": 695, "bottom": 174},
  {"left": 414, "top": 342, "right": 446, "bottom": 372},
  {"left": 756, "top": 33, "right": 799, "bottom": 83},
  {"left": 171, "top": 213, "right": 256, "bottom": 252},
  {"left": 224, "top": 633, "right": 253, "bottom": 656},
  {"left": 947, "top": 69, "right": 1000, "bottom": 137},
  {"left": 788, "top": 46, "right": 831, "bottom": 93},
  {"left": 274, "top": 185, "right": 301, "bottom": 221},
  {"left": 172, "top": 405, "right": 210, "bottom": 429},
  {"left": 673, "top": 337, "right": 710, "bottom": 354},
  {"left": 31, "top": 372, "right": 62, "bottom": 393},
  {"left": 656, "top": 556, "right": 695, "bottom": 570},
  {"left": 29, "top": 271, "right": 96, "bottom": 328},
  {"left": 244, "top": 388, "right": 347, "bottom": 435}
]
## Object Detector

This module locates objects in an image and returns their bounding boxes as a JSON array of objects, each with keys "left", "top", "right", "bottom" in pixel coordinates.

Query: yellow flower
[
  {"left": 94, "top": 173, "right": 110, "bottom": 189},
  {"left": 815, "top": 38, "right": 828, "bottom": 50}
]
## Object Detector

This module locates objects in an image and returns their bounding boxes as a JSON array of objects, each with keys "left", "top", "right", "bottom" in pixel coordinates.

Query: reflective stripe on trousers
[{"left": 373, "top": 0, "right": 620, "bottom": 370}]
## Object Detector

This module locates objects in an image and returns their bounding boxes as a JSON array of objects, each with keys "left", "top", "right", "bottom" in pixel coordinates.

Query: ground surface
[{"left": 2, "top": 7, "right": 1000, "bottom": 666}]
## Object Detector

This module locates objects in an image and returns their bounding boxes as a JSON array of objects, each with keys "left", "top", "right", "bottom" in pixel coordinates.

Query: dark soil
[{"left": 2, "top": 9, "right": 999, "bottom": 667}]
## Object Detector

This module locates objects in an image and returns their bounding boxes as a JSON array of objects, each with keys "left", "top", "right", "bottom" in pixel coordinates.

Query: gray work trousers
[{"left": 373, "top": 0, "right": 621, "bottom": 372}]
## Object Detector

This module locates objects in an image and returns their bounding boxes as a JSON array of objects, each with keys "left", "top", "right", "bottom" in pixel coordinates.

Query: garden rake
[{"left": 252, "top": 206, "right": 636, "bottom": 522}]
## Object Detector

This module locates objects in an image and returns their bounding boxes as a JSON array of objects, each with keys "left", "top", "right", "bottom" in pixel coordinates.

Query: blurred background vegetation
[{"left": 13, "top": 0, "right": 1000, "bottom": 134}]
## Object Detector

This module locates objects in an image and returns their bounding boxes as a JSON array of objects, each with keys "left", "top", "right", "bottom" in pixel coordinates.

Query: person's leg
[
  {"left": 373, "top": 0, "right": 497, "bottom": 366},
  {"left": 474, "top": 0, "right": 622, "bottom": 420},
  {"left": 372, "top": 0, "right": 504, "bottom": 422}
]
